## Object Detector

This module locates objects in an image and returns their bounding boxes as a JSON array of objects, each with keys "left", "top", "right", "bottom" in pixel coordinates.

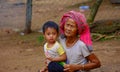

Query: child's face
[{"left": 44, "top": 27, "right": 58, "bottom": 44}]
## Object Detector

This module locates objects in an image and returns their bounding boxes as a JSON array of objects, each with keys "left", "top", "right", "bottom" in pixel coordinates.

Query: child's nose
[{"left": 50, "top": 34, "right": 53, "bottom": 37}]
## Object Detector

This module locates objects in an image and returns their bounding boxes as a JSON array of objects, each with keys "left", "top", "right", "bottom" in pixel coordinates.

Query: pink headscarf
[{"left": 60, "top": 10, "right": 93, "bottom": 51}]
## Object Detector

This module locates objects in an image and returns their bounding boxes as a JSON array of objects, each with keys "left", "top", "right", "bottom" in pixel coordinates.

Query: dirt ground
[{"left": 0, "top": 0, "right": 120, "bottom": 72}]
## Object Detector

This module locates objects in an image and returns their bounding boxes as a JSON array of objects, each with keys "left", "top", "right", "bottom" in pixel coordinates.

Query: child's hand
[
  {"left": 45, "top": 51, "right": 54, "bottom": 61},
  {"left": 45, "top": 51, "right": 51, "bottom": 58},
  {"left": 46, "top": 56, "right": 53, "bottom": 61}
]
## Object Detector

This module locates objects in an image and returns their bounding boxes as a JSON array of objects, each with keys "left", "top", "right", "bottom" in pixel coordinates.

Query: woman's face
[{"left": 64, "top": 18, "right": 78, "bottom": 37}]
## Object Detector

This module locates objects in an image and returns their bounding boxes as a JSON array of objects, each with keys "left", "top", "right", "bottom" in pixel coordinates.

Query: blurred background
[
  {"left": 0, "top": 0, "right": 120, "bottom": 32},
  {"left": 0, "top": 0, "right": 120, "bottom": 72}
]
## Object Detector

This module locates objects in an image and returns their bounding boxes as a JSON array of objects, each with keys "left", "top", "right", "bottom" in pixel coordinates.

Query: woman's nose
[{"left": 66, "top": 26, "right": 71, "bottom": 30}]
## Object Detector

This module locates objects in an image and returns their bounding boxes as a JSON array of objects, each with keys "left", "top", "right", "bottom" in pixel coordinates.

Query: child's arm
[{"left": 46, "top": 53, "right": 66, "bottom": 62}]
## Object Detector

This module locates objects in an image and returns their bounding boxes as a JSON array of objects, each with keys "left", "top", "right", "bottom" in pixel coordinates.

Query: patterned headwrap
[{"left": 60, "top": 10, "right": 93, "bottom": 52}]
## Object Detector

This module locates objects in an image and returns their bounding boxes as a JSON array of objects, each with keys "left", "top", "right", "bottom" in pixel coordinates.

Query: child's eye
[
  {"left": 47, "top": 33, "right": 50, "bottom": 35},
  {"left": 53, "top": 33, "right": 56, "bottom": 35}
]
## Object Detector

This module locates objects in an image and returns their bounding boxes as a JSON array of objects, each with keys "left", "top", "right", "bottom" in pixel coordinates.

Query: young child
[{"left": 40, "top": 21, "right": 66, "bottom": 72}]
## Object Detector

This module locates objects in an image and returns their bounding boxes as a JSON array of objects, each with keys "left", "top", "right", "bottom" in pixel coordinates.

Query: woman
[{"left": 59, "top": 10, "right": 101, "bottom": 72}]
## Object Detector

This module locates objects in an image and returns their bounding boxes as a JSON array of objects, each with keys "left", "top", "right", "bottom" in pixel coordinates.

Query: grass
[{"left": 12, "top": 31, "right": 45, "bottom": 46}]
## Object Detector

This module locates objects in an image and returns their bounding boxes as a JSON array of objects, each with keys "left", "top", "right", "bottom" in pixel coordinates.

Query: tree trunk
[
  {"left": 24, "top": 0, "right": 32, "bottom": 34},
  {"left": 87, "top": 0, "right": 103, "bottom": 24}
]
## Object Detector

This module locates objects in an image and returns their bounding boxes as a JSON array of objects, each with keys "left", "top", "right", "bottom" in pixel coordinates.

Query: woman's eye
[
  {"left": 66, "top": 24, "right": 69, "bottom": 26},
  {"left": 71, "top": 25, "right": 75, "bottom": 28}
]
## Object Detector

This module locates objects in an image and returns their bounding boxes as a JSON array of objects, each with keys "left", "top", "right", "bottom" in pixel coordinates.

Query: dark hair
[{"left": 42, "top": 21, "right": 59, "bottom": 34}]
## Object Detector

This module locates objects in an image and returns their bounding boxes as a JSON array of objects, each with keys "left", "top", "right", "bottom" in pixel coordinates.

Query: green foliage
[
  {"left": 38, "top": 35, "right": 44, "bottom": 42},
  {"left": 37, "top": 35, "right": 44, "bottom": 44},
  {"left": 17, "top": 32, "right": 45, "bottom": 46}
]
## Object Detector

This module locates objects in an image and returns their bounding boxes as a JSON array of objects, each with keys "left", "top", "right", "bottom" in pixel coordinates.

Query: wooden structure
[
  {"left": 110, "top": 0, "right": 120, "bottom": 3},
  {"left": 24, "top": 0, "right": 32, "bottom": 34}
]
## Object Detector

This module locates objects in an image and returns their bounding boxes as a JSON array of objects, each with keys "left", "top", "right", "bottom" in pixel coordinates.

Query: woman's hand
[
  {"left": 64, "top": 64, "right": 79, "bottom": 72},
  {"left": 63, "top": 53, "right": 101, "bottom": 72}
]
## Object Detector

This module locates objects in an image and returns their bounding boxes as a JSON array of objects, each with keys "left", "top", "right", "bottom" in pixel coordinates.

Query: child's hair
[{"left": 42, "top": 21, "right": 59, "bottom": 34}]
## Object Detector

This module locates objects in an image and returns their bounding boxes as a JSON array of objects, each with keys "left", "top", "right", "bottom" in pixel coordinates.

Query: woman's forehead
[
  {"left": 66, "top": 18, "right": 76, "bottom": 24},
  {"left": 66, "top": 18, "right": 77, "bottom": 25}
]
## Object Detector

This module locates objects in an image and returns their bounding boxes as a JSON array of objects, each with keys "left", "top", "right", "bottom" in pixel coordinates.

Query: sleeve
[
  {"left": 43, "top": 44, "right": 46, "bottom": 52},
  {"left": 43, "top": 43, "right": 48, "bottom": 57},
  {"left": 57, "top": 44, "right": 65, "bottom": 55},
  {"left": 81, "top": 43, "right": 91, "bottom": 57}
]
